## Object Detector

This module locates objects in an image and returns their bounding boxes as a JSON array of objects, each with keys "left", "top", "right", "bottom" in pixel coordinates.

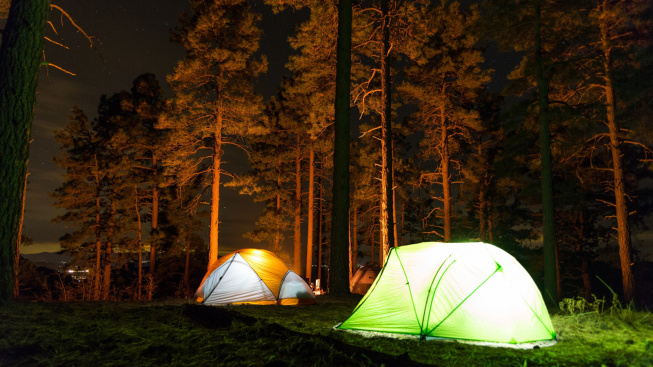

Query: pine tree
[
  {"left": 400, "top": 0, "right": 491, "bottom": 243},
  {"left": 163, "top": 0, "right": 266, "bottom": 268},
  {"left": 51, "top": 108, "right": 106, "bottom": 300}
]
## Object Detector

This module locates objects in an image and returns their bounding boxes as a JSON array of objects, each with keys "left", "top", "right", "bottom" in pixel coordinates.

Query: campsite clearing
[{"left": 1, "top": 295, "right": 651, "bottom": 366}]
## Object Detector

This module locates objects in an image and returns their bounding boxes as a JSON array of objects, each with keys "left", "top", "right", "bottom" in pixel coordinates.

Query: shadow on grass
[{"left": 182, "top": 303, "right": 431, "bottom": 367}]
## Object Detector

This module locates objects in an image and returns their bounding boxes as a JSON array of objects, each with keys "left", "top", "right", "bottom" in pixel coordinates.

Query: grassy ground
[{"left": 1, "top": 295, "right": 652, "bottom": 366}]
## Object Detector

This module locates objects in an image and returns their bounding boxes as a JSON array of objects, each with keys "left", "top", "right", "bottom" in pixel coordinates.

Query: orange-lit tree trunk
[
  {"left": 102, "top": 195, "right": 116, "bottom": 301},
  {"left": 149, "top": 154, "right": 159, "bottom": 281},
  {"left": 93, "top": 154, "right": 102, "bottom": 301},
  {"left": 440, "top": 104, "right": 452, "bottom": 243},
  {"left": 599, "top": 13, "right": 634, "bottom": 303},
  {"left": 208, "top": 108, "right": 223, "bottom": 268},
  {"left": 379, "top": 0, "right": 394, "bottom": 264},
  {"left": 0, "top": 0, "right": 50, "bottom": 306},
  {"left": 293, "top": 136, "right": 302, "bottom": 276},
  {"left": 14, "top": 172, "right": 28, "bottom": 299},
  {"left": 306, "top": 149, "right": 315, "bottom": 282},
  {"left": 274, "top": 174, "right": 283, "bottom": 252},
  {"left": 134, "top": 186, "right": 143, "bottom": 300},
  {"left": 317, "top": 168, "right": 324, "bottom": 282}
]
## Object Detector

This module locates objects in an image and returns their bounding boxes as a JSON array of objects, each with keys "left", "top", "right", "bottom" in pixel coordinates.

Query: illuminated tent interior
[
  {"left": 350, "top": 264, "right": 380, "bottom": 295},
  {"left": 338, "top": 242, "right": 556, "bottom": 344},
  {"left": 195, "top": 248, "right": 315, "bottom": 305}
]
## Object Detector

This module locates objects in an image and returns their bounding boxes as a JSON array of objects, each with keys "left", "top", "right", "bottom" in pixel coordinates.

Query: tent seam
[{"left": 202, "top": 253, "right": 238, "bottom": 304}]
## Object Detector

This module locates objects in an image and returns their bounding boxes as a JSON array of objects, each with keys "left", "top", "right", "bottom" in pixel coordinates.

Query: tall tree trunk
[
  {"left": 379, "top": 0, "right": 394, "bottom": 264},
  {"left": 274, "top": 173, "right": 282, "bottom": 252},
  {"left": 306, "top": 149, "right": 315, "bottom": 282},
  {"left": 317, "top": 169, "right": 324, "bottom": 282},
  {"left": 330, "top": 0, "right": 352, "bottom": 295},
  {"left": 600, "top": 16, "right": 634, "bottom": 303},
  {"left": 208, "top": 111, "right": 223, "bottom": 268},
  {"left": 149, "top": 154, "right": 159, "bottom": 280},
  {"left": 440, "top": 106, "right": 452, "bottom": 242},
  {"left": 478, "top": 142, "right": 488, "bottom": 242},
  {"left": 184, "top": 215, "right": 192, "bottom": 298},
  {"left": 534, "top": 0, "right": 558, "bottom": 304},
  {"left": 102, "top": 195, "right": 116, "bottom": 301},
  {"left": 352, "top": 200, "right": 358, "bottom": 274},
  {"left": 93, "top": 155, "right": 102, "bottom": 301},
  {"left": 14, "top": 172, "right": 29, "bottom": 299},
  {"left": 134, "top": 186, "right": 143, "bottom": 300},
  {"left": 294, "top": 137, "right": 302, "bottom": 276},
  {"left": 0, "top": 0, "right": 50, "bottom": 306}
]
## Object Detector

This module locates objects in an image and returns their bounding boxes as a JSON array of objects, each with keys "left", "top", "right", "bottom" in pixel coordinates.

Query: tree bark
[
  {"left": 440, "top": 105, "right": 452, "bottom": 243},
  {"left": 329, "top": 0, "right": 352, "bottom": 295},
  {"left": 102, "top": 195, "right": 116, "bottom": 301},
  {"left": 149, "top": 154, "right": 159, "bottom": 279},
  {"left": 306, "top": 149, "right": 315, "bottom": 282},
  {"left": 93, "top": 154, "right": 102, "bottom": 301},
  {"left": 600, "top": 12, "right": 634, "bottom": 303},
  {"left": 379, "top": 0, "right": 394, "bottom": 264},
  {"left": 208, "top": 109, "right": 223, "bottom": 268},
  {"left": 294, "top": 136, "right": 302, "bottom": 276},
  {"left": 134, "top": 186, "right": 143, "bottom": 300},
  {"left": 14, "top": 172, "right": 29, "bottom": 299},
  {"left": 534, "top": 0, "right": 558, "bottom": 305},
  {"left": 0, "top": 0, "right": 50, "bottom": 307}
]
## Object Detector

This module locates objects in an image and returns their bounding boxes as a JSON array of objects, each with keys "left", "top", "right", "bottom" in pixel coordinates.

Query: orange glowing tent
[{"left": 195, "top": 249, "right": 315, "bottom": 305}]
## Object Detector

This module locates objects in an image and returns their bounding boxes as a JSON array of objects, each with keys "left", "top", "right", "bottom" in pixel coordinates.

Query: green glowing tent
[{"left": 338, "top": 242, "right": 556, "bottom": 344}]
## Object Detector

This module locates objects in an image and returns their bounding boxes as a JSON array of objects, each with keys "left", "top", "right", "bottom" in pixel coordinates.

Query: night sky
[{"left": 21, "top": 0, "right": 305, "bottom": 254}]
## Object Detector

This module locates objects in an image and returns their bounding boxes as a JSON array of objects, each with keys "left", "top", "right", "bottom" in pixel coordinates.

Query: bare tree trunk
[
  {"left": 93, "top": 154, "right": 102, "bottom": 301},
  {"left": 379, "top": 0, "right": 394, "bottom": 264},
  {"left": 352, "top": 202, "right": 358, "bottom": 274},
  {"left": 600, "top": 32, "right": 634, "bottom": 303},
  {"left": 330, "top": 0, "right": 353, "bottom": 295},
  {"left": 534, "top": 0, "right": 558, "bottom": 304},
  {"left": 14, "top": 172, "right": 29, "bottom": 299},
  {"left": 317, "top": 169, "right": 324, "bottom": 282},
  {"left": 306, "top": 150, "right": 315, "bottom": 282},
  {"left": 294, "top": 136, "right": 303, "bottom": 276},
  {"left": 149, "top": 154, "right": 159, "bottom": 280},
  {"left": 0, "top": 0, "right": 50, "bottom": 306},
  {"left": 134, "top": 186, "right": 143, "bottom": 300},
  {"left": 440, "top": 106, "right": 452, "bottom": 242},
  {"left": 208, "top": 109, "right": 223, "bottom": 268},
  {"left": 102, "top": 195, "right": 116, "bottom": 301}
]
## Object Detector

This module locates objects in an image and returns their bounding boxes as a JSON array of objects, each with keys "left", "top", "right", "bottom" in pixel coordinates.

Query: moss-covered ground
[{"left": 1, "top": 295, "right": 651, "bottom": 366}]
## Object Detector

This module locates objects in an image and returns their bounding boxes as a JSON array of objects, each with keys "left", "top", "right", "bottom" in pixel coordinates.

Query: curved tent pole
[
  {"left": 419, "top": 254, "right": 455, "bottom": 338},
  {"left": 277, "top": 270, "right": 292, "bottom": 305},
  {"left": 424, "top": 262, "right": 502, "bottom": 336}
]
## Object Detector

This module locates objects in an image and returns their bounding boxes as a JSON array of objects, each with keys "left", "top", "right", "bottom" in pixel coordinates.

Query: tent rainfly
[
  {"left": 338, "top": 242, "right": 556, "bottom": 344},
  {"left": 195, "top": 249, "right": 315, "bottom": 305}
]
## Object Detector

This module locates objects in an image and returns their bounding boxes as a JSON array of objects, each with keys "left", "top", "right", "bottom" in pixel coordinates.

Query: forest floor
[{"left": 1, "top": 294, "right": 652, "bottom": 366}]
